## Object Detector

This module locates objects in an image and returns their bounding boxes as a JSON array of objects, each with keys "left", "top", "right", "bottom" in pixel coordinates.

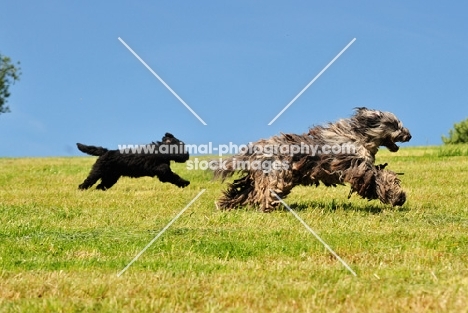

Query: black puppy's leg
[
  {"left": 79, "top": 171, "right": 101, "bottom": 190},
  {"left": 79, "top": 158, "right": 106, "bottom": 190},
  {"left": 96, "top": 174, "right": 121, "bottom": 190},
  {"left": 154, "top": 164, "right": 190, "bottom": 188}
]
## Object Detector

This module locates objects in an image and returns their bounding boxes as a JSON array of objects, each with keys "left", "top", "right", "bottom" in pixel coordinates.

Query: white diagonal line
[
  {"left": 270, "top": 189, "right": 357, "bottom": 276},
  {"left": 268, "top": 38, "right": 356, "bottom": 125},
  {"left": 117, "top": 189, "right": 206, "bottom": 277},
  {"left": 118, "top": 37, "right": 207, "bottom": 126}
]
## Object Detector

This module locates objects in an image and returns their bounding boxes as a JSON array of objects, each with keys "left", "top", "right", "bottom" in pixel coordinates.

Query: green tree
[
  {"left": 0, "top": 53, "right": 21, "bottom": 114},
  {"left": 442, "top": 117, "right": 468, "bottom": 144}
]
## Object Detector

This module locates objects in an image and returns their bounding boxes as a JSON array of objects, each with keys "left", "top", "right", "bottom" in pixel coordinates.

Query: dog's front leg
[{"left": 154, "top": 164, "right": 190, "bottom": 188}]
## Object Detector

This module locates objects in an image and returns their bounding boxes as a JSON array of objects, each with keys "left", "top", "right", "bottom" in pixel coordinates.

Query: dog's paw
[
  {"left": 376, "top": 163, "right": 388, "bottom": 170},
  {"left": 96, "top": 184, "right": 108, "bottom": 191},
  {"left": 178, "top": 180, "right": 190, "bottom": 188}
]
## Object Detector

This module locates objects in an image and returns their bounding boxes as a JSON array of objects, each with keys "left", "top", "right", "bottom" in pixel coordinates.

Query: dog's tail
[{"left": 76, "top": 143, "right": 108, "bottom": 156}]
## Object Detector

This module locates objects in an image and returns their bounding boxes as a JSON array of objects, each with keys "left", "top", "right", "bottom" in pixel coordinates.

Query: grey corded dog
[{"left": 215, "top": 108, "right": 411, "bottom": 212}]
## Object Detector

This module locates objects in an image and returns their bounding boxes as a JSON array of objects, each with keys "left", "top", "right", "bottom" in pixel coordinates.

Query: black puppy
[{"left": 77, "top": 133, "right": 190, "bottom": 190}]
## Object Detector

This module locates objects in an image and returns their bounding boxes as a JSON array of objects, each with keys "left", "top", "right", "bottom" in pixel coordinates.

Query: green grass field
[{"left": 1, "top": 146, "right": 467, "bottom": 312}]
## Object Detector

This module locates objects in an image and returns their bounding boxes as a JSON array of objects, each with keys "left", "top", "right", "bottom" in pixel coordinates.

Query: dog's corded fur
[
  {"left": 77, "top": 133, "right": 190, "bottom": 190},
  {"left": 215, "top": 108, "right": 411, "bottom": 212}
]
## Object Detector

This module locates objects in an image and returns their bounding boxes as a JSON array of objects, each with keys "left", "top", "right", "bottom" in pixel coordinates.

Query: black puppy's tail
[{"left": 76, "top": 143, "right": 108, "bottom": 156}]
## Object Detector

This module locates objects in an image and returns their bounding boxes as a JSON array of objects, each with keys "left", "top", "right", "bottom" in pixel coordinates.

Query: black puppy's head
[{"left": 158, "top": 132, "right": 190, "bottom": 163}]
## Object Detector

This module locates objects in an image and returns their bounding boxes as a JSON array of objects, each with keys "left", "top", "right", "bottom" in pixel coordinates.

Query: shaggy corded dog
[
  {"left": 77, "top": 133, "right": 190, "bottom": 190},
  {"left": 214, "top": 108, "right": 411, "bottom": 212}
]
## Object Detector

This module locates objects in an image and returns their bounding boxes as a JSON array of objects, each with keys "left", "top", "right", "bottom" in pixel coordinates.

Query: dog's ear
[
  {"left": 355, "top": 109, "right": 384, "bottom": 128},
  {"left": 162, "top": 133, "right": 176, "bottom": 144},
  {"left": 354, "top": 107, "right": 384, "bottom": 118},
  {"left": 354, "top": 107, "right": 368, "bottom": 113},
  {"left": 371, "top": 110, "right": 383, "bottom": 119}
]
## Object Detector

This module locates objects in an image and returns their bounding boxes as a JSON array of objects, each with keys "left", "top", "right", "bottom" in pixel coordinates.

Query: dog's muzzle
[
  {"left": 398, "top": 128, "right": 412, "bottom": 142},
  {"left": 384, "top": 128, "right": 412, "bottom": 152}
]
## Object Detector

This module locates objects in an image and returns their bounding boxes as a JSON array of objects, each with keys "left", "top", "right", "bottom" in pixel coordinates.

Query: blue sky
[{"left": 0, "top": 1, "right": 467, "bottom": 157}]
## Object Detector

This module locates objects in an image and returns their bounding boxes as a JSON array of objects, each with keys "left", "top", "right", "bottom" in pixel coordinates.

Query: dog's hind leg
[
  {"left": 96, "top": 174, "right": 121, "bottom": 190},
  {"left": 79, "top": 159, "right": 105, "bottom": 190},
  {"left": 217, "top": 175, "right": 254, "bottom": 210},
  {"left": 79, "top": 172, "right": 101, "bottom": 190},
  {"left": 154, "top": 164, "right": 190, "bottom": 188},
  {"left": 260, "top": 171, "right": 295, "bottom": 212}
]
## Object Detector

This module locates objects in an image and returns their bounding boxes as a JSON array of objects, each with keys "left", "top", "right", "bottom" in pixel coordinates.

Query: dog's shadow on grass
[{"left": 284, "top": 199, "right": 409, "bottom": 214}]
